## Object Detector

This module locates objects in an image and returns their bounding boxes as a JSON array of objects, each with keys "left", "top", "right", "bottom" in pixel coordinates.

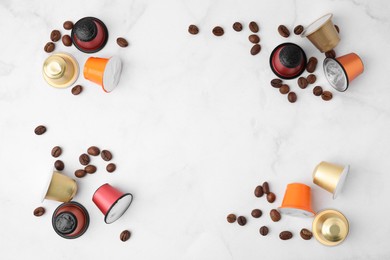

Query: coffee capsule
[
  {"left": 43, "top": 52, "right": 79, "bottom": 88},
  {"left": 279, "top": 183, "right": 315, "bottom": 217},
  {"left": 92, "top": 183, "right": 133, "bottom": 224},
  {"left": 313, "top": 161, "right": 349, "bottom": 199},
  {"left": 269, "top": 42, "right": 307, "bottom": 79},
  {"left": 83, "top": 56, "right": 122, "bottom": 92},
  {"left": 71, "top": 17, "right": 108, "bottom": 53},
  {"left": 52, "top": 201, "right": 89, "bottom": 239},
  {"left": 323, "top": 53, "right": 364, "bottom": 92},
  {"left": 301, "top": 13, "right": 340, "bottom": 53},
  {"left": 312, "top": 209, "right": 349, "bottom": 246},
  {"left": 42, "top": 170, "right": 77, "bottom": 202}
]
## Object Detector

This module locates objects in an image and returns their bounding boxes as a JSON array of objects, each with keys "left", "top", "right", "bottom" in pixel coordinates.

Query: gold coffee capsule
[
  {"left": 313, "top": 161, "right": 349, "bottom": 199},
  {"left": 313, "top": 209, "right": 349, "bottom": 246},
  {"left": 43, "top": 52, "right": 79, "bottom": 88},
  {"left": 42, "top": 171, "right": 77, "bottom": 202}
]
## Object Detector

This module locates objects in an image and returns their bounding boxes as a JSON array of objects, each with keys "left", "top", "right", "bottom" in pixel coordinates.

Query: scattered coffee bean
[
  {"left": 44, "top": 42, "right": 55, "bottom": 53},
  {"left": 50, "top": 30, "right": 61, "bottom": 42},
  {"left": 249, "top": 21, "right": 259, "bottom": 33},
  {"left": 188, "top": 24, "right": 199, "bottom": 35},
  {"left": 279, "top": 84, "right": 290, "bottom": 94},
  {"left": 63, "top": 21, "right": 74, "bottom": 30},
  {"left": 237, "top": 216, "right": 247, "bottom": 226},
  {"left": 85, "top": 165, "right": 97, "bottom": 174},
  {"left": 288, "top": 92, "right": 297, "bottom": 103},
  {"left": 271, "top": 78, "right": 283, "bottom": 88},
  {"left": 117, "top": 37, "right": 129, "bottom": 47},
  {"left": 262, "top": 182, "right": 270, "bottom": 194},
  {"left": 75, "top": 169, "right": 87, "bottom": 178},
  {"left": 71, "top": 85, "right": 83, "bottom": 95},
  {"left": 101, "top": 150, "right": 113, "bottom": 161},
  {"left": 293, "top": 25, "right": 304, "bottom": 35},
  {"left": 248, "top": 34, "right": 260, "bottom": 44},
  {"left": 259, "top": 226, "right": 269, "bottom": 236},
  {"left": 120, "top": 230, "right": 131, "bottom": 242},
  {"left": 34, "top": 125, "right": 47, "bottom": 135},
  {"left": 278, "top": 25, "right": 290, "bottom": 38},
  {"left": 62, "top": 35, "right": 72, "bottom": 47},
  {"left": 322, "top": 91, "right": 333, "bottom": 101},
  {"left": 313, "top": 86, "right": 323, "bottom": 96},
  {"left": 51, "top": 146, "right": 62, "bottom": 158},
  {"left": 270, "top": 209, "right": 281, "bottom": 222},
  {"left": 254, "top": 185, "right": 264, "bottom": 197},
  {"left": 267, "top": 192, "right": 276, "bottom": 203},
  {"left": 298, "top": 77, "right": 308, "bottom": 89},
  {"left": 250, "top": 44, "right": 261, "bottom": 55},
  {"left": 54, "top": 160, "right": 64, "bottom": 171},
  {"left": 334, "top": 24, "right": 340, "bottom": 33},
  {"left": 279, "top": 231, "right": 293, "bottom": 240},
  {"left": 325, "top": 49, "right": 336, "bottom": 58},
  {"left": 251, "top": 209, "right": 262, "bottom": 218},
  {"left": 87, "top": 146, "right": 100, "bottom": 156},
  {"left": 307, "top": 74, "right": 317, "bottom": 84},
  {"left": 106, "top": 163, "right": 116, "bottom": 173},
  {"left": 79, "top": 153, "right": 90, "bottom": 166},
  {"left": 227, "top": 214, "right": 237, "bottom": 223},
  {"left": 306, "top": 57, "right": 318, "bottom": 73},
  {"left": 212, "top": 26, "right": 224, "bottom": 36},
  {"left": 232, "top": 22, "right": 243, "bottom": 32},
  {"left": 33, "top": 207, "right": 45, "bottom": 217},
  {"left": 300, "top": 228, "right": 313, "bottom": 240}
]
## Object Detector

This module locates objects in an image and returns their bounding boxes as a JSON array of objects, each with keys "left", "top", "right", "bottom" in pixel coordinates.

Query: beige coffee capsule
[
  {"left": 42, "top": 171, "right": 77, "bottom": 202},
  {"left": 313, "top": 161, "right": 349, "bottom": 199},
  {"left": 43, "top": 52, "right": 79, "bottom": 88},
  {"left": 312, "top": 209, "right": 349, "bottom": 246}
]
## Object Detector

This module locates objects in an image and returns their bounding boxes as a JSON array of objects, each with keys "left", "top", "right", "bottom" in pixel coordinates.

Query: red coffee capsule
[{"left": 71, "top": 17, "right": 108, "bottom": 53}]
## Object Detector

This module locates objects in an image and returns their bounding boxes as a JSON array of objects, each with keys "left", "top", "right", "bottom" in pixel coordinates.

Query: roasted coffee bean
[
  {"left": 251, "top": 209, "right": 262, "bottom": 218},
  {"left": 267, "top": 192, "right": 276, "bottom": 203},
  {"left": 279, "top": 84, "right": 290, "bottom": 94},
  {"left": 33, "top": 207, "right": 45, "bottom": 217},
  {"left": 325, "top": 49, "right": 336, "bottom": 58},
  {"left": 306, "top": 57, "right": 318, "bottom": 73},
  {"left": 212, "top": 26, "right": 224, "bottom": 36},
  {"left": 44, "top": 42, "right": 55, "bottom": 53},
  {"left": 188, "top": 24, "right": 199, "bottom": 35},
  {"left": 259, "top": 226, "right": 269, "bottom": 236},
  {"left": 87, "top": 146, "right": 100, "bottom": 156},
  {"left": 51, "top": 146, "right": 62, "bottom": 158},
  {"left": 106, "top": 163, "right": 116, "bottom": 173},
  {"left": 71, "top": 85, "right": 83, "bottom": 95},
  {"left": 322, "top": 91, "right": 333, "bottom": 101},
  {"left": 262, "top": 182, "right": 270, "bottom": 194},
  {"left": 280, "top": 231, "right": 293, "bottom": 240},
  {"left": 85, "top": 165, "right": 97, "bottom": 174},
  {"left": 227, "top": 213, "right": 237, "bottom": 223},
  {"left": 271, "top": 78, "right": 283, "bottom": 88},
  {"left": 237, "top": 216, "right": 247, "bottom": 226},
  {"left": 50, "top": 30, "right": 61, "bottom": 42},
  {"left": 120, "top": 230, "right": 131, "bottom": 242},
  {"left": 62, "top": 35, "right": 72, "bottom": 46},
  {"left": 101, "top": 150, "right": 113, "bottom": 161},
  {"left": 313, "top": 86, "right": 323, "bottom": 96},
  {"left": 34, "top": 125, "right": 46, "bottom": 135},
  {"left": 249, "top": 21, "right": 259, "bottom": 33},
  {"left": 334, "top": 25, "right": 340, "bottom": 33},
  {"left": 54, "top": 160, "right": 64, "bottom": 171},
  {"left": 232, "top": 22, "right": 243, "bottom": 32},
  {"left": 117, "top": 37, "right": 129, "bottom": 47},
  {"left": 278, "top": 25, "right": 290, "bottom": 38},
  {"left": 270, "top": 209, "right": 281, "bottom": 222},
  {"left": 79, "top": 153, "right": 90, "bottom": 166},
  {"left": 63, "top": 21, "right": 73, "bottom": 30},
  {"left": 293, "top": 25, "right": 304, "bottom": 35},
  {"left": 298, "top": 77, "right": 308, "bottom": 89},
  {"left": 75, "top": 169, "right": 87, "bottom": 178},
  {"left": 250, "top": 44, "right": 261, "bottom": 55},
  {"left": 288, "top": 92, "right": 297, "bottom": 103},
  {"left": 254, "top": 185, "right": 264, "bottom": 197},
  {"left": 300, "top": 228, "right": 313, "bottom": 240},
  {"left": 307, "top": 74, "right": 317, "bottom": 84},
  {"left": 248, "top": 34, "right": 260, "bottom": 44}
]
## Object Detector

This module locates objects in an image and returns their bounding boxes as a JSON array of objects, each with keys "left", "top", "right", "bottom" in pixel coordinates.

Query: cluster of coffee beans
[
  {"left": 44, "top": 21, "right": 74, "bottom": 53},
  {"left": 74, "top": 146, "right": 116, "bottom": 178}
]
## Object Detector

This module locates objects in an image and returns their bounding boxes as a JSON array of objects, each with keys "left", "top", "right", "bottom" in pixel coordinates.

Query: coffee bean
[
  {"left": 325, "top": 49, "right": 336, "bottom": 58},
  {"left": 249, "top": 21, "right": 259, "bottom": 33},
  {"left": 298, "top": 77, "right": 308, "bottom": 89},
  {"left": 259, "top": 226, "right": 269, "bottom": 236},
  {"left": 51, "top": 146, "right": 62, "bottom": 158},
  {"left": 279, "top": 231, "right": 293, "bottom": 240},
  {"left": 278, "top": 25, "right": 290, "bottom": 38},
  {"left": 117, "top": 37, "right": 129, "bottom": 47},
  {"left": 106, "top": 163, "right": 116, "bottom": 173},
  {"left": 63, "top": 21, "right": 73, "bottom": 30},
  {"left": 71, "top": 85, "right": 83, "bottom": 95},
  {"left": 270, "top": 209, "right": 281, "bottom": 222},
  {"left": 267, "top": 192, "right": 276, "bottom": 203},
  {"left": 232, "top": 22, "right": 243, "bottom": 32},
  {"left": 254, "top": 185, "right": 264, "bottom": 197},
  {"left": 75, "top": 169, "right": 87, "bottom": 178},
  {"left": 237, "top": 216, "right": 247, "bottom": 226},
  {"left": 50, "top": 30, "right": 61, "bottom": 42},
  {"left": 79, "top": 153, "right": 90, "bottom": 166},
  {"left": 306, "top": 57, "right": 318, "bottom": 73},
  {"left": 250, "top": 44, "right": 261, "bottom": 55},
  {"left": 313, "top": 86, "right": 323, "bottom": 96},
  {"left": 288, "top": 92, "right": 297, "bottom": 103},
  {"left": 44, "top": 42, "right": 55, "bottom": 53},
  {"left": 33, "top": 207, "right": 45, "bottom": 217},
  {"left": 293, "top": 25, "right": 304, "bottom": 35},
  {"left": 251, "top": 209, "right": 262, "bottom": 218},
  {"left": 307, "top": 74, "right": 317, "bottom": 84},
  {"left": 188, "top": 24, "right": 199, "bottom": 35},
  {"left": 300, "top": 228, "right": 313, "bottom": 240},
  {"left": 248, "top": 34, "right": 260, "bottom": 44},
  {"left": 120, "top": 230, "right": 131, "bottom": 242},
  {"left": 279, "top": 84, "right": 290, "bottom": 94},
  {"left": 322, "top": 91, "right": 333, "bottom": 101},
  {"left": 212, "top": 26, "right": 224, "bottom": 36},
  {"left": 54, "top": 160, "right": 64, "bottom": 171},
  {"left": 101, "top": 150, "right": 113, "bottom": 161},
  {"left": 271, "top": 78, "right": 283, "bottom": 88},
  {"left": 34, "top": 125, "right": 46, "bottom": 135},
  {"left": 227, "top": 213, "right": 237, "bottom": 223},
  {"left": 334, "top": 25, "right": 340, "bottom": 33},
  {"left": 262, "top": 182, "right": 270, "bottom": 194},
  {"left": 85, "top": 165, "right": 97, "bottom": 174},
  {"left": 87, "top": 146, "right": 100, "bottom": 156},
  {"left": 62, "top": 35, "right": 72, "bottom": 47}
]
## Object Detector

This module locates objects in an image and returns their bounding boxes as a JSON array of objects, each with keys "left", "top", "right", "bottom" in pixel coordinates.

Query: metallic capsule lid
[
  {"left": 312, "top": 209, "right": 349, "bottom": 246},
  {"left": 42, "top": 52, "right": 79, "bottom": 88}
]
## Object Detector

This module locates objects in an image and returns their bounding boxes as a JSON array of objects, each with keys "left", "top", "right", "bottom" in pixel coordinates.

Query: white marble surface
[{"left": 1, "top": 0, "right": 390, "bottom": 259}]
